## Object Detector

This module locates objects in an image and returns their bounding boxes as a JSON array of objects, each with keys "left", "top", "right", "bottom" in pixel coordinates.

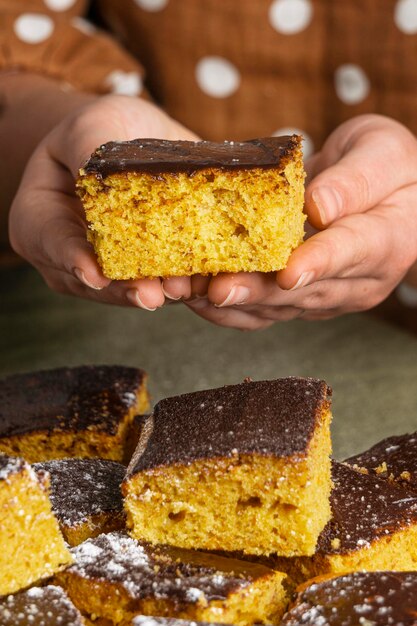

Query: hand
[
  {"left": 187, "top": 115, "right": 417, "bottom": 329},
  {"left": 9, "top": 95, "right": 197, "bottom": 309}
]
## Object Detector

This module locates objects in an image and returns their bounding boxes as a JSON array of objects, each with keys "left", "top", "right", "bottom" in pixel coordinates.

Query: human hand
[
  {"left": 187, "top": 115, "right": 417, "bottom": 329},
  {"left": 9, "top": 95, "right": 197, "bottom": 309}
]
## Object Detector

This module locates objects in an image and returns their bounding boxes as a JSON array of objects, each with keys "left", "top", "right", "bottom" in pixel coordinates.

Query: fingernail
[
  {"left": 73, "top": 267, "right": 103, "bottom": 290},
  {"left": 216, "top": 286, "right": 250, "bottom": 308},
  {"left": 187, "top": 297, "right": 209, "bottom": 309},
  {"left": 126, "top": 289, "right": 157, "bottom": 311},
  {"left": 290, "top": 271, "right": 315, "bottom": 290},
  {"left": 161, "top": 285, "right": 181, "bottom": 301},
  {"left": 312, "top": 187, "right": 343, "bottom": 224}
]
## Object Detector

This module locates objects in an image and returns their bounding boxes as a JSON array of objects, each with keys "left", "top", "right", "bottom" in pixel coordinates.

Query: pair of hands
[{"left": 9, "top": 95, "right": 417, "bottom": 330}]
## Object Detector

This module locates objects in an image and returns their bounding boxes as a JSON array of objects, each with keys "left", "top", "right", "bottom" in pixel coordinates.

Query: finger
[
  {"left": 126, "top": 278, "right": 165, "bottom": 310},
  {"left": 186, "top": 300, "right": 274, "bottom": 331},
  {"left": 306, "top": 116, "right": 417, "bottom": 228},
  {"left": 190, "top": 275, "right": 211, "bottom": 298},
  {"left": 162, "top": 277, "right": 192, "bottom": 300},
  {"left": 207, "top": 272, "right": 276, "bottom": 307}
]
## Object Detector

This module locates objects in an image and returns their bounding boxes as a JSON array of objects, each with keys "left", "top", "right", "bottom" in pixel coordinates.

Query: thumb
[{"left": 306, "top": 116, "right": 417, "bottom": 229}]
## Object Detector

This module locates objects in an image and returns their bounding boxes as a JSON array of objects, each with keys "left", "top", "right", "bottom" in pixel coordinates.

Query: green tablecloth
[{"left": 1, "top": 266, "right": 416, "bottom": 459}]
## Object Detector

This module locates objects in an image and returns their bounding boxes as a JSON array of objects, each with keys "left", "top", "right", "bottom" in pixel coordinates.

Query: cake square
[
  {"left": 0, "top": 585, "right": 85, "bottom": 625},
  {"left": 34, "top": 458, "right": 127, "bottom": 546},
  {"left": 272, "top": 460, "right": 417, "bottom": 584},
  {"left": 0, "top": 365, "right": 149, "bottom": 463},
  {"left": 123, "top": 377, "right": 332, "bottom": 556},
  {"left": 281, "top": 571, "right": 417, "bottom": 626},
  {"left": 0, "top": 454, "right": 72, "bottom": 595},
  {"left": 56, "top": 531, "right": 289, "bottom": 626},
  {"left": 77, "top": 136, "right": 306, "bottom": 280}
]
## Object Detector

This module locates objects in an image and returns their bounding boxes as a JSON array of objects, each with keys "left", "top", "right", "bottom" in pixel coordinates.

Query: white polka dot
[
  {"left": 335, "top": 64, "right": 370, "bottom": 105},
  {"left": 44, "top": 0, "right": 76, "bottom": 11},
  {"left": 273, "top": 127, "right": 314, "bottom": 160},
  {"left": 134, "top": 0, "right": 168, "bottom": 11},
  {"left": 105, "top": 71, "right": 143, "bottom": 96},
  {"left": 14, "top": 13, "right": 54, "bottom": 44},
  {"left": 396, "top": 282, "right": 417, "bottom": 307},
  {"left": 196, "top": 56, "right": 240, "bottom": 99},
  {"left": 394, "top": 0, "right": 417, "bottom": 33},
  {"left": 71, "top": 17, "right": 96, "bottom": 35},
  {"left": 269, "top": 0, "right": 313, "bottom": 35}
]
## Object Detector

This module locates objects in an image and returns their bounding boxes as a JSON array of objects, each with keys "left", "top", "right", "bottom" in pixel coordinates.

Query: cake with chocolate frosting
[
  {"left": 133, "top": 618, "right": 226, "bottom": 626},
  {"left": 272, "top": 460, "right": 417, "bottom": 583},
  {"left": 0, "top": 454, "right": 72, "bottom": 595},
  {"left": 0, "top": 365, "right": 149, "bottom": 463},
  {"left": 346, "top": 430, "right": 417, "bottom": 492},
  {"left": 56, "top": 531, "right": 289, "bottom": 626},
  {"left": 123, "top": 377, "right": 332, "bottom": 557},
  {"left": 281, "top": 571, "right": 417, "bottom": 625},
  {"left": 0, "top": 585, "right": 85, "bottom": 625},
  {"left": 34, "top": 458, "right": 126, "bottom": 545},
  {"left": 77, "top": 136, "right": 305, "bottom": 280}
]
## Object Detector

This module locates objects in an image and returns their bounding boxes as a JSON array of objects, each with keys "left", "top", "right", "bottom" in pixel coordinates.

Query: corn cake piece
[
  {"left": 77, "top": 136, "right": 306, "bottom": 280},
  {"left": 56, "top": 531, "right": 289, "bottom": 626},
  {"left": 281, "top": 571, "right": 417, "bottom": 626},
  {"left": 272, "top": 461, "right": 417, "bottom": 584},
  {"left": 0, "top": 454, "right": 72, "bottom": 595},
  {"left": 133, "top": 618, "right": 226, "bottom": 626},
  {"left": 346, "top": 430, "right": 417, "bottom": 491},
  {"left": 0, "top": 365, "right": 149, "bottom": 463},
  {"left": 0, "top": 585, "right": 85, "bottom": 625},
  {"left": 34, "top": 458, "right": 126, "bottom": 546},
  {"left": 123, "top": 377, "right": 332, "bottom": 557}
]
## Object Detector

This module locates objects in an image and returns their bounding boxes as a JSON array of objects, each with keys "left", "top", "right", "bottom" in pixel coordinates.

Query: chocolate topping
[
  {"left": 317, "top": 461, "right": 417, "bottom": 554},
  {"left": 128, "top": 378, "right": 330, "bottom": 475},
  {"left": 0, "top": 365, "right": 145, "bottom": 437},
  {"left": 346, "top": 431, "right": 417, "bottom": 491},
  {"left": 133, "top": 619, "right": 225, "bottom": 626},
  {"left": 0, "top": 585, "right": 84, "bottom": 625},
  {"left": 0, "top": 454, "right": 26, "bottom": 481},
  {"left": 81, "top": 136, "right": 300, "bottom": 179},
  {"left": 68, "top": 531, "right": 274, "bottom": 605},
  {"left": 281, "top": 571, "right": 417, "bottom": 625},
  {"left": 34, "top": 458, "right": 126, "bottom": 528}
]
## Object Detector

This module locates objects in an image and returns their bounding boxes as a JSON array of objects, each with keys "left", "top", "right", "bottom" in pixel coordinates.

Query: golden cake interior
[
  {"left": 0, "top": 461, "right": 72, "bottom": 595},
  {"left": 123, "top": 405, "right": 332, "bottom": 557},
  {"left": 78, "top": 151, "right": 305, "bottom": 280}
]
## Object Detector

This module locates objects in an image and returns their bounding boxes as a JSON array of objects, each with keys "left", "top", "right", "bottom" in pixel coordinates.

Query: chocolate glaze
[
  {"left": 346, "top": 431, "right": 417, "bottom": 492},
  {"left": 67, "top": 531, "right": 275, "bottom": 605},
  {"left": 0, "top": 365, "right": 146, "bottom": 437},
  {"left": 127, "top": 378, "right": 331, "bottom": 475},
  {"left": 81, "top": 136, "right": 300, "bottom": 179},
  {"left": 133, "top": 618, "right": 225, "bottom": 626},
  {"left": 0, "top": 454, "right": 26, "bottom": 481},
  {"left": 317, "top": 461, "right": 417, "bottom": 554},
  {"left": 281, "top": 571, "right": 417, "bottom": 625},
  {"left": 0, "top": 585, "right": 84, "bottom": 625},
  {"left": 34, "top": 458, "right": 126, "bottom": 527}
]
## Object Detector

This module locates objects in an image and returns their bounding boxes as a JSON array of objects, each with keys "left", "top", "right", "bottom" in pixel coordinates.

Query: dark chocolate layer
[
  {"left": 68, "top": 531, "right": 274, "bottom": 604},
  {"left": 0, "top": 365, "right": 145, "bottom": 437},
  {"left": 0, "top": 454, "right": 26, "bottom": 481},
  {"left": 281, "top": 571, "right": 417, "bottom": 625},
  {"left": 346, "top": 431, "right": 417, "bottom": 492},
  {"left": 81, "top": 136, "right": 300, "bottom": 178},
  {"left": 317, "top": 461, "right": 417, "bottom": 554},
  {"left": 0, "top": 585, "right": 84, "bottom": 625},
  {"left": 34, "top": 458, "right": 126, "bottom": 527},
  {"left": 128, "top": 377, "right": 330, "bottom": 475}
]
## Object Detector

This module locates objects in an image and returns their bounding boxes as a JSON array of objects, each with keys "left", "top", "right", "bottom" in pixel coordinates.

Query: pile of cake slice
[{"left": 0, "top": 366, "right": 417, "bottom": 626}]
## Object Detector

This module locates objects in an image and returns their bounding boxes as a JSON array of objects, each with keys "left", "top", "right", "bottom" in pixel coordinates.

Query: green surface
[{"left": 1, "top": 266, "right": 417, "bottom": 459}]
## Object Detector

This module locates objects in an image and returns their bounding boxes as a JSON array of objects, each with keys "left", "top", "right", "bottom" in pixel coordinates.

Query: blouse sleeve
[{"left": 0, "top": 0, "right": 145, "bottom": 97}]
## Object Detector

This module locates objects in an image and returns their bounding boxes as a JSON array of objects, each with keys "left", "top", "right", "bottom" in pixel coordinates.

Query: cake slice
[
  {"left": 0, "top": 585, "right": 85, "bottom": 625},
  {"left": 133, "top": 618, "right": 226, "bottom": 626},
  {"left": 77, "top": 136, "right": 306, "bottom": 280},
  {"left": 123, "top": 377, "right": 332, "bottom": 556},
  {"left": 0, "top": 365, "right": 149, "bottom": 463},
  {"left": 346, "top": 430, "right": 417, "bottom": 491},
  {"left": 34, "top": 458, "right": 126, "bottom": 546},
  {"left": 0, "top": 454, "right": 72, "bottom": 595},
  {"left": 272, "top": 460, "right": 417, "bottom": 584},
  {"left": 55, "top": 531, "right": 289, "bottom": 626},
  {"left": 281, "top": 571, "right": 417, "bottom": 625}
]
